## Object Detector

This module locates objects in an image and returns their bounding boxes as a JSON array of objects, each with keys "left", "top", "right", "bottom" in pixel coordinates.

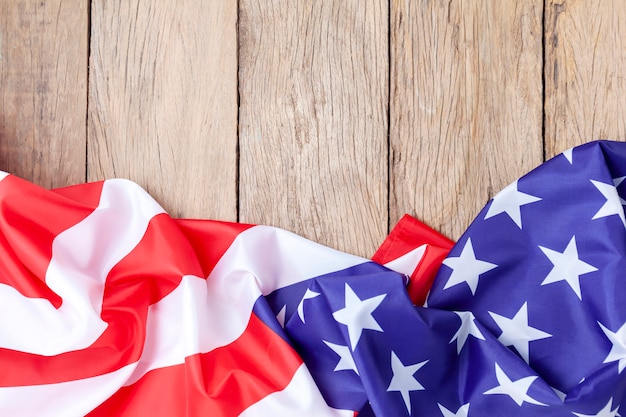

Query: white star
[
  {"left": 573, "top": 398, "right": 620, "bottom": 417},
  {"left": 551, "top": 386, "right": 567, "bottom": 402},
  {"left": 591, "top": 180, "right": 626, "bottom": 228},
  {"left": 276, "top": 305, "right": 286, "bottom": 328},
  {"left": 332, "top": 283, "right": 386, "bottom": 350},
  {"left": 323, "top": 340, "right": 359, "bottom": 375},
  {"left": 484, "top": 363, "right": 546, "bottom": 406},
  {"left": 488, "top": 302, "right": 552, "bottom": 363},
  {"left": 484, "top": 180, "right": 541, "bottom": 228},
  {"left": 442, "top": 238, "right": 498, "bottom": 295},
  {"left": 599, "top": 321, "right": 626, "bottom": 373},
  {"left": 563, "top": 148, "right": 574, "bottom": 164},
  {"left": 614, "top": 176, "right": 626, "bottom": 205},
  {"left": 386, "top": 351, "right": 428, "bottom": 414},
  {"left": 450, "top": 311, "right": 485, "bottom": 354},
  {"left": 438, "top": 403, "right": 470, "bottom": 417},
  {"left": 297, "top": 288, "right": 320, "bottom": 323},
  {"left": 539, "top": 236, "right": 598, "bottom": 300}
]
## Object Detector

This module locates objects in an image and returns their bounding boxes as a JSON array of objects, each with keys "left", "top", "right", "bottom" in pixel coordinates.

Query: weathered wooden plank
[
  {"left": 545, "top": 0, "right": 626, "bottom": 157},
  {"left": 88, "top": 0, "right": 238, "bottom": 220},
  {"left": 238, "top": 1, "right": 389, "bottom": 257},
  {"left": 390, "top": 0, "right": 543, "bottom": 240},
  {"left": 0, "top": 0, "right": 88, "bottom": 188}
]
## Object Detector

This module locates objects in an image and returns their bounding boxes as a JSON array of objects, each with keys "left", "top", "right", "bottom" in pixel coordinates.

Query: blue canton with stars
[{"left": 257, "top": 141, "right": 626, "bottom": 416}]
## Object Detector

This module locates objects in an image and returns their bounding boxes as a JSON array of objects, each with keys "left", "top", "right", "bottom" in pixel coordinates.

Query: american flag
[
  {"left": 2, "top": 139, "right": 625, "bottom": 416},
  {"left": 0, "top": 169, "right": 448, "bottom": 415}
]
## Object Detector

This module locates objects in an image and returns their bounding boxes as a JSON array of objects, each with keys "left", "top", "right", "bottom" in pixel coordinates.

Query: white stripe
[
  {"left": 219, "top": 225, "right": 367, "bottom": 295},
  {"left": 239, "top": 364, "right": 354, "bottom": 417},
  {"left": 0, "top": 179, "right": 164, "bottom": 354},
  {"left": 7, "top": 224, "right": 362, "bottom": 409},
  {"left": 0, "top": 362, "right": 137, "bottom": 417},
  {"left": 0, "top": 171, "right": 8, "bottom": 182},
  {"left": 0, "top": 203, "right": 366, "bottom": 411},
  {"left": 127, "top": 225, "right": 367, "bottom": 384},
  {"left": 383, "top": 244, "right": 427, "bottom": 276},
  {"left": 126, "top": 273, "right": 261, "bottom": 384}
]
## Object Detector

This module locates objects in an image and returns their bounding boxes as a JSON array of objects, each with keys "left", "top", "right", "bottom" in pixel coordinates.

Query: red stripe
[
  {"left": 87, "top": 313, "right": 303, "bottom": 417},
  {"left": 0, "top": 176, "right": 102, "bottom": 307},
  {"left": 50, "top": 181, "right": 106, "bottom": 208},
  {"left": 0, "top": 179, "right": 292, "bottom": 414},
  {"left": 0, "top": 214, "right": 212, "bottom": 387},
  {"left": 101, "top": 213, "right": 204, "bottom": 308},
  {"left": 373, "top": 214, "right": 453, "bottom": 304},
  {"left": 174, "top": 219, "right": 255, "bottom": 277}
]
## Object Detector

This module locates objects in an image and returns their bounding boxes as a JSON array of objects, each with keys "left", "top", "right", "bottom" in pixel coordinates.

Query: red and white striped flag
[{"left": 0, "top": 171, "right": 450, "bottom": 416}]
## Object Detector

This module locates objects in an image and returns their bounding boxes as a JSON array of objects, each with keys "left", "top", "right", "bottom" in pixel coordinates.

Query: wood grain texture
[
  {"left": 545, "top": 0, "right": 626, "bottom": 158},
  {"left": 88, "top": 0, "right": 238, "bottom": 220},
  {"left": 238, "top": 0, "right": 389, "bottom": 257},
  {"left": 390, "top": 0, "right": 543, "bottom": 240},
  {"left": 0, "top": 0, "right": 87, "bottom": 188}
]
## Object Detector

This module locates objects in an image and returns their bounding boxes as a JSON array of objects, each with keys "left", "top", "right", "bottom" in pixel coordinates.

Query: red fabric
[
  {"left": 0, "top": 177, "right": 103, "bottom": 307},
  {"left": 87, "top": 314, "right": 302, "bottom": 417},
  {"left": 175, "top": 219, "right": 255, "bottom": 278},
  {"left": 372, "top": 214, "right": 454, "bottom": 305}
]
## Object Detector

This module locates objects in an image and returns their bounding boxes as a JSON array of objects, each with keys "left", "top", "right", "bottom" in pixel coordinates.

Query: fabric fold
[{"left": 1, "top": 140, "right": 625, "bottom": 416}]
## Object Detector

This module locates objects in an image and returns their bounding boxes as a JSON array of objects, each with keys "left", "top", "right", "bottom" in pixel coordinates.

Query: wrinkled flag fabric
[
  {"left": 3, "top": 139, "right": 626, "bottom": 416},
  {"left": 0, "top": 169, "right": 448, "bottom": 416},
  {"left": 411, "top": 140, "right": 626, "bottom": 416}
]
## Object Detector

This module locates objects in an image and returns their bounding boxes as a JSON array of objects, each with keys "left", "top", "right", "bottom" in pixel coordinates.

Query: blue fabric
[{"left": 259, "top": 141, "right": 626, "bottom": 416}]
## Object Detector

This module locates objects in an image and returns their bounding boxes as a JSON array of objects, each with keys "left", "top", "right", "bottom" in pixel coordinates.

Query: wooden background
[{"left": 1, "top": 0, "right": 625, "bottom": 258}]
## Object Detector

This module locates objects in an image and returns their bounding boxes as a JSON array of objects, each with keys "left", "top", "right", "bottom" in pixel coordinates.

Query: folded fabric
[
  {"left": 373, "top": 214, "right": 453, "bottom": 305},
  {"left": 2, "top": 139, "right": 626, "bottom": 416},
  {"left": 0, "top": 170, "right": 447, "bottom": 416},
  {"left": 419, "top": 140, "right": 626, "bottom": 417}
]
